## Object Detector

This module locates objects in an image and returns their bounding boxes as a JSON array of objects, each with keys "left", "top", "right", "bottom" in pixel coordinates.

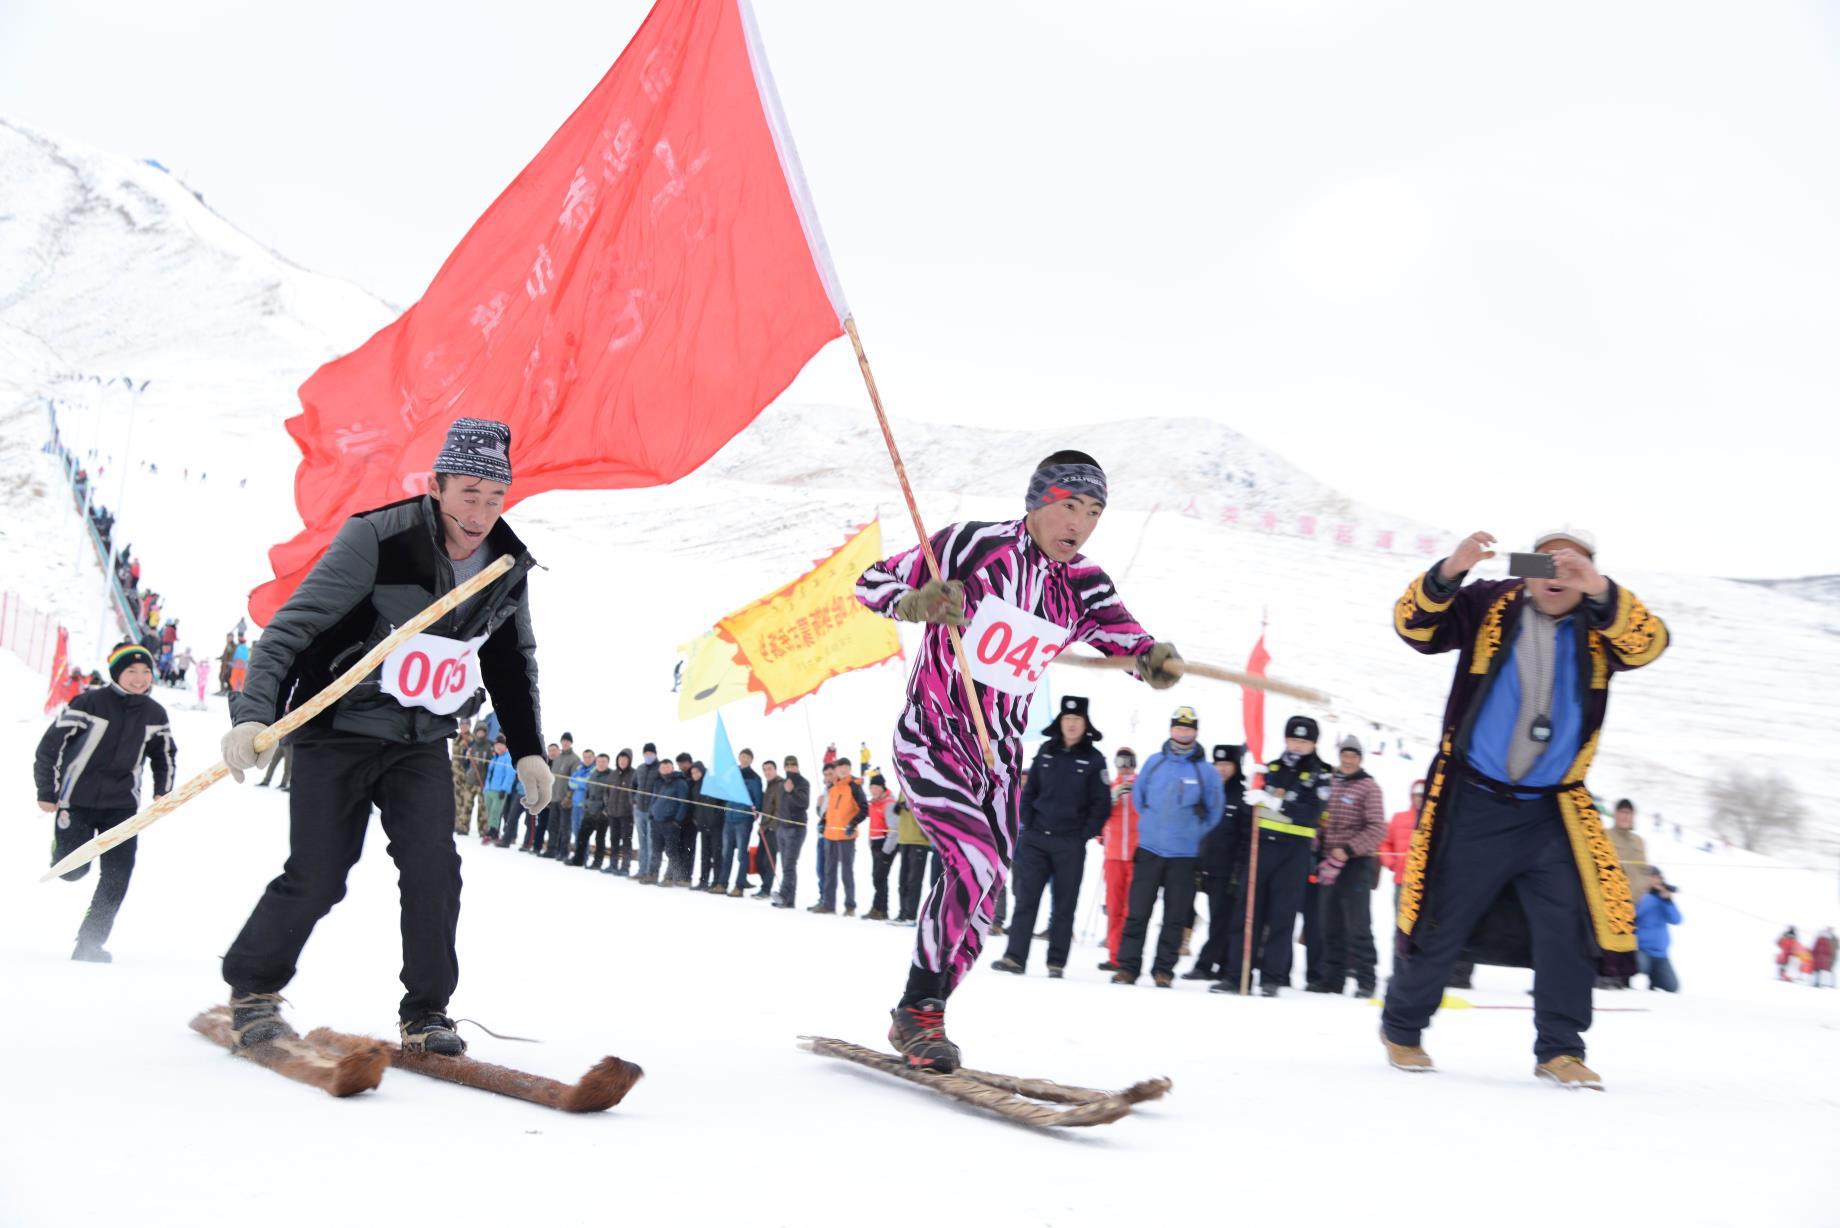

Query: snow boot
[
  {"left": 1380, "top": 1026, "right": 1435, "bottom": 1073},
  {"left": 1098, "top": 960, "right": 1121, "bottom": 973},
  {"left": 1180, "top": 966, "right": 1215, "bottom": 981},
  {"left": 1047, "top": 966, "right": 1064, "bottom": 979},
  {"left": 1534, "top": 1055, "right": 1603, "bottom": 1091},
  {"left": 990, "top": 955, "right": 1025, "bottom": 975},
  {"left": 400, "top": 1012, "right": 467, "bottom": 1056},
  {"left": 1260, "top": 984, "right": 1282, "bottom": 998},
  {"left": 888, "top": 999, "right": 960, "bottom": 1073},
  {"left": 1153, "top": 971, "right": 1175, "bottom": 988},
  {"left": 228, "top": 990, "right": 297, "bottom": 1049},
  {"left": 1208, "top": 980, "right": 1242, "bottom": 994},
  {"left": 71, "top": 942, "right": 111, "bottom": 963}
]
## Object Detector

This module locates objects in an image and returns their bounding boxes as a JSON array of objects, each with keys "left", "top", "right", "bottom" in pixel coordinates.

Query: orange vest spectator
[{"left": 823, "top": 774, "right": 866, "bottom": 840}]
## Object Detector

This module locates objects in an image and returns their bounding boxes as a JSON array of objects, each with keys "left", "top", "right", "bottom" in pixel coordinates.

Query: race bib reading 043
[
  {"left": 381, "top": 631, "right": 488, "bottom": 715},
  {"left": 961, "top": 596, "right": 1073, "bottom": 697}
]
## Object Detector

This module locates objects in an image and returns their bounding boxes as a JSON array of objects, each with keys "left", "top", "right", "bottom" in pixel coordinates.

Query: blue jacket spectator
[
  {"left": 1133, "top": 740, "right": 1225, "bottom": 858},
  {"left": 485, "top": 749, "right": 516, "bottom": 793},
  {"left": 1635, "top": 889, "right": 1680, "bottom": 956},
  {"left": 652, "top": 771, "right": 691, "bottom": 824}
]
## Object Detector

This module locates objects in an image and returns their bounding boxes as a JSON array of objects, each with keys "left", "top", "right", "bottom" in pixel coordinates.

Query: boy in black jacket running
[{"left": 35, "top": 642, "right": 177, "bottom": 962}]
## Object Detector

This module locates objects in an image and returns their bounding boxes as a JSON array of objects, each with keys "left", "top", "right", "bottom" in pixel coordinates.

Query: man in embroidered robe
[{"left": 1381, "top": 527, "right": 1668, "bottom": 1090}]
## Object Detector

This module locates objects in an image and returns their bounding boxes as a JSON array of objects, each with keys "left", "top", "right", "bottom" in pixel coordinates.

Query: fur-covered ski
[
  {"left": 189, "top": 1007, "right": 390, "bottom": 1098},
  {"left": 798, "top": 1036, "right": 1169, "bottom": 1129},
  {"left": 308, "top": 1028, "right": 643, "bottom": 1113}
]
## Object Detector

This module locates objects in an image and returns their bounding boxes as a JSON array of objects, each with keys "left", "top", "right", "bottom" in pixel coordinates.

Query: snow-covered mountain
[{"left": 4, "top": 119, "right": 1838, "bottom": 854}]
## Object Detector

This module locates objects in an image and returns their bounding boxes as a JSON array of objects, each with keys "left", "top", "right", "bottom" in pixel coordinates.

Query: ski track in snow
[{"left": 3, "top": 118, "right": 1840, "bottom": 1228}]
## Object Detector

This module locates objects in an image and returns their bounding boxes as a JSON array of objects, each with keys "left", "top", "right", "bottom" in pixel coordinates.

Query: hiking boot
[
  {"left": 888, "top": 998, "right": 960, "bottom": 1073},
  {"left": 844, "top": 906, "right": 857, "bottom": 917},
  {"left": 400, "top": 1013, "right": 467, "bottom": 1056},
  {"left": 1535, "top": 1055, "right": 1603, "bottom": 1091},
  {"left": 228, "top": 991, "right": 297, "bottom": 1049},
  {"left": 728, "top": 888, "right": 744, "bottom": 898},
  {"left": 1111, "top": 970, "right": 1138, "bottom": 985},
  {"left": 1152, "top": 971, "right": 1175, "bottom": 989},
  {"left": 71, "top": 942, "right": 112, "bottom": 963},
  {"left": 864, "top": 909, "right": 888, "bottom": 921},
  {"left": 989, "top": 955, "right": 1025, "bottom": 975},
  {"left": 1179, "top": 966, "right": 1215, "bottom": 981},
  {"left": 808, "top": 905, "right": 836, "bottom": 915},
  {"left": 1046, "top": 966, "right": 1064, "bottom": 979},
  {"left": 1381, "top": 1027, "right": 1435, "bottom": 1073}
]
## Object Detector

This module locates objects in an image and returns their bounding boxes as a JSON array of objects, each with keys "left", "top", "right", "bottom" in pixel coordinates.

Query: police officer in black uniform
[
  {"left": 990, "top": 695, "right": 1110, "bottom": 978},
  {"left": 1214, "top": 715, "right": 1332, "bottom": 996}
]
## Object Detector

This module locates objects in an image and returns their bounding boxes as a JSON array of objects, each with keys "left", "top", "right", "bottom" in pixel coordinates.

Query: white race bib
[
  {"left": 381, "top": 631, "right": 488, "bottom": 715},
  {"left": 961, "top": 596, "right": 1072, "bottom": 697}
]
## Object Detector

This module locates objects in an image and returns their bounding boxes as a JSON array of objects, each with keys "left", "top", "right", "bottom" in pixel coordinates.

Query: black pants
[
  {"left": 868, "top": 841, "right": 896, "bottom": 914},
  {"left": 1382, "top": 781, "right": 1596, "bottom": 1062},
  {"left": 55, "top": 806, "right": 138, "bottom": 948},
  {"left": 574, "top": 818, "right": 608, "bottom": 865},
  {"left": 500, "top": 800, "right": 526, "bottom": 847},
  {"left": 896, "top": 846, "right": 927, "bottom": 919},
  {"left": 695, "top": 819, "right": 720, "bottom": 885},
  {"left": 610, "top": 814, "right": 635, "bottom": 871},
  {"left": 1116, "top": 849, "right": 1197, "bottom": 977},
  {"left": 1004, "top": 832, "right": 1087, "bottom": 969},
  {"left": 1320, "top": 856, "right": 1379, "bottom": 992},
  {"left": 222, "top": 736, "right": 460, "bottom": 1019},
  {"left": 1225, "top": 836, "right": 1311, "bottom": 988},
  {"left": 1192, "top": 872, "right": 1240, "bottom": 976},
  {"left": 1301, "top": 877, "right": 1325, "bottom": 986}
]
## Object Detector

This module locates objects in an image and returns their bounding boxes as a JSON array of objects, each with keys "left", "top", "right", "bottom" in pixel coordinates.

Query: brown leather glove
[
  {"left": 893, "top": 579, "right": 969, "bottom": 628},
  {"left": 1138, "top": 642, "right": 1183, "bottom": 690}
]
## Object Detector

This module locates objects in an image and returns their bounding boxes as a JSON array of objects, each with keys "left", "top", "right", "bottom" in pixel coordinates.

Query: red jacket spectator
[
  {"left": 1100, "top": 775, "right": 1139, "bottom": 862},
  {"left": 1378, "top": 781, "right": 1425, "bottom": 883},
  {"left": 867, "top": 794, "right": 892, "bottom": 841}
]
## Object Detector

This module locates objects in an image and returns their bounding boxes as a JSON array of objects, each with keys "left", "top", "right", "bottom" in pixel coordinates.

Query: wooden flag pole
[
  {"left": 1051, "top": 651, "right": 1331, "bottom": 705},
  {"left": 1239, "top": 807, "right": 1263, "bottom": 996},
  {"left": 42, "top": 554, "right": 517, "bottom": 882},
  {"left": 845, "top": 316, "right": 996, "bottom": 768}
]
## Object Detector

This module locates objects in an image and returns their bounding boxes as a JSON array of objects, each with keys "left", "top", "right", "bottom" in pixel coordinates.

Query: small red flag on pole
[
  {"left": 251, "top": 0, "right": 847, "bottom": 623},
  {"left": 1242, "top": 620, "right": 1271, "bottom": 763}
]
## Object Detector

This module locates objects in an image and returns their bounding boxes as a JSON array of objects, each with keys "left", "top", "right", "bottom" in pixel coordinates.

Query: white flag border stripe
[{"left": 737, "top": 0, "right": 850, "bottom": 324}]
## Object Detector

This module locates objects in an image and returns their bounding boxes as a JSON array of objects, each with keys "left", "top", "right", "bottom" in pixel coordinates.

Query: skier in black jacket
[
  {"left": 217, "top": 419, "right": 551, "bottom": 1054},
  {"left": 991, "top": 695, "right": 1110, "bottom": 977},
  {"left": 35, "top": 642, "right": 177, "bottom": 962},
  {"left": 1215, "top": 716, "right": 1332, "bottom": 997}
]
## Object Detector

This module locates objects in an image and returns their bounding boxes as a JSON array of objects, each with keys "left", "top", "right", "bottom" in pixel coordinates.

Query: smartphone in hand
[{"left": 1507, "top": 552, "right": 1557, "bottom": 579}]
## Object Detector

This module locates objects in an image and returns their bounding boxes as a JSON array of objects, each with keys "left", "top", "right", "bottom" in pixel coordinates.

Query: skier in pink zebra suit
[{"left": 857, "top": 450, "right": 1181, "bottom": 1071}]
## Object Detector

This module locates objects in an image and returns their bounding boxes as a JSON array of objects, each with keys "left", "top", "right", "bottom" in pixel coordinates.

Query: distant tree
[{"left": 1706, "top": 769, "right": 1808, "bottom": 853}]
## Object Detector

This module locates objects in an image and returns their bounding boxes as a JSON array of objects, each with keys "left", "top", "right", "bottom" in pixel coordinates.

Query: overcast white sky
[{"left": 4, "top": 1, "right": 1837, "bottom": 576}]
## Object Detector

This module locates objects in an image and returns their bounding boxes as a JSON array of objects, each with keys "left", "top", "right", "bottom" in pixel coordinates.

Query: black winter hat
[
  {"left": 1040, "top": 694, "right": 1102, "bottom": 742},
  {"left": 560, "top": 732, "right": 574, "bottom": 744},
  {"left": 642, "top": 742, "right": 657, "bottom": 754},
  {"left": 1285, "top": 715, "right": 1319, "bottom": 743},
  {"left": 870, "top": 773, "right": 887, "bottom": 789},
  {"left": 1212, "top": 743, "right": 1245, "bottom": 765}
]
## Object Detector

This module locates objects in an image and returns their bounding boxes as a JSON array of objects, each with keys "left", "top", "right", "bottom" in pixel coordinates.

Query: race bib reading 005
[
  {"left": 961, "top": 595, "right": 1072, "bottom": 697},
  {"left": 381, "top": 631, "right": 488, "bottom": 715}
]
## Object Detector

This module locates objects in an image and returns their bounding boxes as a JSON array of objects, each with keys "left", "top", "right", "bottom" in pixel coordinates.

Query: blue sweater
[
  {"left": 1635, "top": 892, "right": 1680, "bottom": 956},
  {"left": 1133, "top": 741, "right": 1226, "bottom": 859},
  {"left": 485, "top": 750, "right": 516, "bottom": 793}
]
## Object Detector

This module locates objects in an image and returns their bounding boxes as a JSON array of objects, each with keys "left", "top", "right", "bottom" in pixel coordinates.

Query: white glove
[
  {"left": 1243, "top": 788, "right": 1272, "bottom": 810},
  {"left": 516, "top": 755, "right": 552, "bottom": 813},
  {"left": 221, "top": 722, "right": 275, "bottom": 783}
]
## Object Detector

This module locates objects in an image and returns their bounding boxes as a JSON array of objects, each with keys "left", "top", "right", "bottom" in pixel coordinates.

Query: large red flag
[
  {"left": 44, "top": 626, "right": 77, "bottom": 713},
  {"left": 1242, "top": 630, "right": 1271, "bottom": 764},
  {"left": 251, "top": 0, "right": 847, "bottom": 623}
]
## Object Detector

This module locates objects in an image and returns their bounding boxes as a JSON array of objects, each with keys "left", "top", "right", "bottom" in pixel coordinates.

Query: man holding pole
[
  {"left": 217, "top": 419, "right": 552, "bottom": 1055},
  {"left": 856, "top": 451, "right": 1180, "bottom": 1071}
]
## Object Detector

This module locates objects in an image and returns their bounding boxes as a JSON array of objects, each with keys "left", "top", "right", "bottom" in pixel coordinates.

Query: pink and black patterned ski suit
[{"left": 857, "top": 519, "right": 1153, "bottom": 999}]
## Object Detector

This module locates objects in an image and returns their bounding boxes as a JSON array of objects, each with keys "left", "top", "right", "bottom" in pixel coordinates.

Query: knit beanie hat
[
  {"left": 1025, "top": 452, "right": 1107, "bottom": 512},
  {"left": 108, "top": 642, "right": 155, "bottom": 681},
  {"left": 432, "top": 418, "right": 513, "bottom": 485}
]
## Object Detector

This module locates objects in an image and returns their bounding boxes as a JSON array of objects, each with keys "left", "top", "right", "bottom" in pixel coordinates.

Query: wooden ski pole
[
  {"left": 1053, "top": 651, "right": 1331, "bottom": 705},
  {"left": 42, "top": 554, "right": 516, "bottom": 882},
  {"left": 1238, "top": 806, "right": 1262, "bottom": 996},
  {"left": 845, "top": 316, "right": 996, "bottom": 768}
]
